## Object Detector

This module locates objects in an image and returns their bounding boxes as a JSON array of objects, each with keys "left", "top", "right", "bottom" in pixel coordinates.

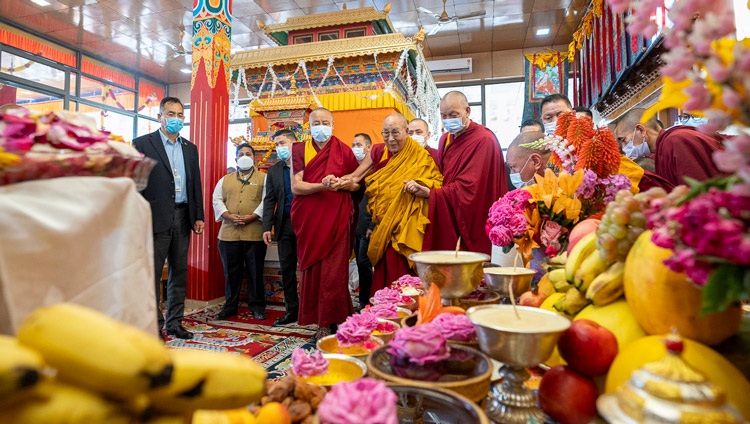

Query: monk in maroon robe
[
  {"left": 408, "top": 118, "right": 440, "bottom": 164},
  {"left": 614, "top": 109, "right": 726, "bottom": 188},
  {"left": 290, "top": 108, "right": 360, "bottom": 333},
  {"left": 405, "top": 91, "right": 507, "bottom": 255}
]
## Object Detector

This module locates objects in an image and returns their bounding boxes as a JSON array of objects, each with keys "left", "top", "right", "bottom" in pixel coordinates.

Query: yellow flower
[
  {"left": 524, "top": 169, "right": 584, "bottom": 222},
  {"left": 0, "top": 147, "right": 21, "bottom": 169},
  {"left": 642, "top": 77, "right": 691, "bottom": 123}
]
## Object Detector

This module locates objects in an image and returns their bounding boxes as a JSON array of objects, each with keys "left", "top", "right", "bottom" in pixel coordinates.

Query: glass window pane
[
  {"left": 79, "top": 76, "right": 135, "bottom": 111},
  {"left": 437, "top": 85, "right": 482, "bottom": 103},
  {"left": 1, "top": 51, "right": 67, "bottom": 92},
  {"left": 484, "top": 81, "right": 525, "bottom": 151},
  {"left": 136, "top": 117, "right": 160, "bottom": 139},
  {"left": 81, "top": 56, "right": 135, "bottom": 89},
  {"left": 77, "top": 103, "right": 135, "bottom": 140},
  {"left": 138, "top": 79, "right": 165, "bottom": 118},
  {"left": 2, "top": 84, "right": 64, "bottom": 114}
]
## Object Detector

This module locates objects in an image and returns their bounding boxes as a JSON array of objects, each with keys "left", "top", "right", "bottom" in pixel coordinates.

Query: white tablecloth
[{"left": 0, "top": 177, "right": 156, "bottom": 335}]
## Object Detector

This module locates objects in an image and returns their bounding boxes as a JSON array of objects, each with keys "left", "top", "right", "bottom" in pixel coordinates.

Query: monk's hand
[
  {"left": 335, "top": 177, "right": 355, "bottom": 191},
  {"left": 404, "top": 180, "right": 430, "bottom": 198},
  {"left": 322, "top": 174, "right": 336, "bottom": 189}
]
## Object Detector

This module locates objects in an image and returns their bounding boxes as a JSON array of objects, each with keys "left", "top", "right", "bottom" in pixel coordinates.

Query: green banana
[
  {"left": 548, "top": 251, "right": 568, "bottom": 266},
  {"left": 573, "top": 250, "right": 612, "bottom": 292},
  {"left": 554, "top": 286, "right": 589, "bottom": 316},
  {"left": 149, "top": 348, "right": 266, "bottom": 414},
  {"left": 564, "top": 232, "right": 598, "bottom": 283},
  {"left": 16, "top": 303, "right": 172, "bottom": 399},
  {"left": 0, "top": 335, "right": 45, "bottom": 407},
  {"left": 0, "top": 380, "right": 132, "bottom": 424},
  {"left": 554, "top": 280, "right": 574, "bottom": 293},
  {"left": 586, "top": 261, "right": 625, "bottom": 306},
  {"left": 548, "top": 268, "right": 567, "bottom": 285}
]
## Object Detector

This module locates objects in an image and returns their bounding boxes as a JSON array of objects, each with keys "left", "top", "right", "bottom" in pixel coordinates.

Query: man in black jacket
[
  {"left": 262, "top": 129, "right": 299, "bottom": 325},
  {"left": 133, "top": 97, "right": 204, "bottom": 340}
]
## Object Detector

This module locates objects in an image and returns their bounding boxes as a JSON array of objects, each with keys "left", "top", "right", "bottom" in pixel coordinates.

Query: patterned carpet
[{"left": 166, "top": 304, "right": 319, "bottom": 380}]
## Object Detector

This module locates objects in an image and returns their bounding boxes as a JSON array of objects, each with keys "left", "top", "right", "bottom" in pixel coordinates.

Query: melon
[
  {"left": 605, "top": 335, "right": 750, "bottom": 421},
  {"left": 574, "top": 300, "right": 646, "bottom": 351},
  {"left": 623, "top": 231, "right": 742, "bottom": 346}
]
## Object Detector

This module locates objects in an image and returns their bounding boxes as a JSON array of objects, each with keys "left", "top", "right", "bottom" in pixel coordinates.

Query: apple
[
  {"left": 567, "top": 218, "right": 600, "bottom": 255},
  {"left": 538, "top": 366, "right": 598, "bottom": 424},
  {"left": 558, "top": 319, "right": 618, "bottom": 376}
]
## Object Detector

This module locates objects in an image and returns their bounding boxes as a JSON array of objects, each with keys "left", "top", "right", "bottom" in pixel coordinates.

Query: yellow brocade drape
[
  {"left": 365, "top": 138, "right": 443, "bottom": 266},
  {"left": 618, "top": 155, "right": 644, "bottom": 194}
]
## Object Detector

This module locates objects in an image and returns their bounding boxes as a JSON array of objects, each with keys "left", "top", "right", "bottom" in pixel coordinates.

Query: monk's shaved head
[
  {"left": 507, "top": 131, "right": 551, "bottom": 185},
  {"left": 508, "top": 131, "right": 550, "bottom": 156},
  {"left": 310, "top": 107, "right": 334, "bottom": 123},
  {"left": 384, "top": 112, "right": 408, "bottom": 128},
  {"left": 614, "top": 108, "right": 660, "bottom": 134},
  {"left": 441, "top": 91, "right": 469, "bottom": 108}
]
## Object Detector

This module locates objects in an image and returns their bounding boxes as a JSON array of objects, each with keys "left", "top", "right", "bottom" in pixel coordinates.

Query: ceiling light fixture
[
  {"left": 30, "top": 0, "right": 50, "bottom": 6},
  {"left": 536, "top": 27, "right": 550, "bottom": 36},
  {"left": 180, "top": 68, "right": 192, "bottom": 74}
]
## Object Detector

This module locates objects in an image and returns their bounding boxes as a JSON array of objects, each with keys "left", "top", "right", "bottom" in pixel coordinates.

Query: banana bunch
[
  {"left": 16, "top": 303, "right": 173, "bottom": 399},
  {"left": 554, "top": 286, "right": 588, "bottom": 316},
  {"left": 149, "top": 348, "right": 266, "bottom": 414},
  {"left": 0, "top": 335, "right": 45, "bottom": 407},
  {"left": 585, "top": 261, "right": 625, "bottom": 306},
  {"left": 564, "top": 233, "right": 598, "bottom": 283},
  {"left": 548, "top": 269, "right": 574, "bottom": 293}
]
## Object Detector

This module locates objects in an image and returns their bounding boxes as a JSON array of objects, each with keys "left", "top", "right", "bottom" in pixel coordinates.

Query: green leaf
[{"left": 700, "top": 263, "right": 745, "bottom": 316}]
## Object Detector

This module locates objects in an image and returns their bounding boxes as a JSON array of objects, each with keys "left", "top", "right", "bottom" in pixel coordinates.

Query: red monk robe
[
  {"left": 655, "top": 126, "right": 727, "bottom": 187},
  {"left": 291, "top": 137, "right": 360, "bottom": 327},
  {"left": 424, "top": 121, "right": 507, "bottom": 255},
  {"left": 366, "top": 141, "right": 442, "bottom": 293}
]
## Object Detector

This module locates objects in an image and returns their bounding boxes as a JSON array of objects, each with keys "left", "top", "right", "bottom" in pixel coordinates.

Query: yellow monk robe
[
  {"left": 365, "top": 137, "right": 443, "bottom": 291},
  {"left": 618, "top": 155, "right": 644, "bottom": 193}
]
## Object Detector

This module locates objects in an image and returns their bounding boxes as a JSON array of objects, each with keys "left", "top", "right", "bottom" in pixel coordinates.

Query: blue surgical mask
[
  {"left": 276, "top": 145, "right": 291, "bottom": 161},
  {"left": 352, "top": 147, "right": 365, "bottom": 161},
  {"left": 509, "top": 157, "right": 533, "bottom": 189},
  {"left": 543, "top": 121, "right": 556, "bottom": 135},
  {"left": 623, "top": 129, "right": 651, "bottom": 160},
  {"left": 442, "top": 117, "right": 465, "bottom": 134},
  {"left": 311, "top": 125, "right": 332, "bottom": 142},
  {"left": 165, "top": 117, "right": 184, "bottom": 134}
]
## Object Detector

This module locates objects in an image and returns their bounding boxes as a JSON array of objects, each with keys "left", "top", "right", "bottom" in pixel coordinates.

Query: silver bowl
[
  {"left": 466, "top": 304, "right": 570, "bottom": 367},
  {"left": 409, "top": 251, "right": 490, "bottom": 299},
  {"left": 388, "top": 384, "right": 492, "bottom": 423},
  {"left": 482, "top": 267, "right": 536, "bottom": 299},
  {"left": 294, "top": 353, "right": 367, "bottom": 387}
]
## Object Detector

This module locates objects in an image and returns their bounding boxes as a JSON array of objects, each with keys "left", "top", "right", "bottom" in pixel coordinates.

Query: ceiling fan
[
  {"left": 166, "top": 24, "right": 192, "bottom": 59},
  {"left": 418, "top": 0, "right": 487, "bottom": 36}
]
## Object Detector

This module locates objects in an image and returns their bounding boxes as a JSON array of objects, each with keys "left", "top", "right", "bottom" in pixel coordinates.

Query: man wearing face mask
[
  {"left": 290, "top": 108, "right": 361, "bottom": 339},
  {"left": 211, "top": 143, "right": 268, "bottom": 321},
  {"left": 540, "top": 93, "right": 574, "bottom": 135},
  {"left": 614, "top": 108, "right": 725, "bottom": 187},
  {"left": 506, "top": 132, "right": 552, "bottom": 188},
  {"left": 133, "top": 97, "right": 204, "bottom": 340},
  {"left": 262, "top": 130, "right": 300, "bottom": 326},
  {"left": 404, "top": 91, "right": 506, "bottom": 255},
  {"left": 408, "top": 118, "right": 439, "bottom": 163},
  {"left": 351, "top": 133, "right": 374, "bottom": 312}
]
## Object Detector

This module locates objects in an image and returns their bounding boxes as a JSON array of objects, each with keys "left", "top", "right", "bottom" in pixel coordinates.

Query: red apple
[
  {"left": 557, "top": 319, "right": 618, "bottom": 376},
  {"left": 538, "top": 366, "right": 598, "bottom": 424},
  {"left": 567, "top": 218, "right": 600, "bottom": 255}
]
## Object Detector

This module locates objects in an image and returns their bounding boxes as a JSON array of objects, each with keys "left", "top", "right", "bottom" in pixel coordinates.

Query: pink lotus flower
[
  {"left": 373, "top": 287, "right": 403, "bottom": 305},
  {"left": 395, "top": 274, "right": 422, "bottom": 288},
  {"left": 366, "top": 302, "right": 399, "bottom": 319},
  {"left": 336, "top": 313, "right": 378, "bottom": 347},
  {"left": 291, "top": 348, "right": 328, "bottom": 377},
  {"left": 431, "top": 313, "right": 476, "bottom": 341},
  {"left": 318, "top": 378, "right": 398, "bottom": 424},
  {"left": 388, "top": 323, "right": 451, "bottom": 365}
]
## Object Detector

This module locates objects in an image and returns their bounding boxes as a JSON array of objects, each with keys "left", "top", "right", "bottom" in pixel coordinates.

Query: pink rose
[
  {"left": 388, "top": 323, "right": 451, "bottom": 365},
  {"left": 489, "top": 226, "right": 513, "bottom": 247},
  {"left": 540, "top": 221, "right": 564, "bottom": 247},
  {"left": 508, "top": 213, "right": 528, "bottom": 236},
  {"left": 291, "top": 348, "right": 328, "bottom": 377},
  {"left": 318, "top": 378, "right": 398, "bottom": 424},
  {"left": 336, "top": 313, "right": 378, "bottom": 347},
  {"left": 366, "top": 302, "right": 399, "bottom": 319},
  {"left": 431, "top": 313, "right": 476, "bottom": 341},
  {"left": 373, "top": 287, "right": 403, "bottom": 305},
  {"left": 396, "top": 274, "right": 423, "bottom": 288}
]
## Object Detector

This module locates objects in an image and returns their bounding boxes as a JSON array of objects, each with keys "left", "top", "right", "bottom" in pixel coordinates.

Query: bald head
[
  {"left": 507, "top": 131, "right": 551, "bottom": 186},
  {"left": 384, "top": 112, "right": 408, "bottom": 127},
  {"left": 408, "top": 118, "right": 431, "bottom": 146},
  {"left": 614, "top": 107, "right": 662, "bottom": 152},
  {"left": 439, "top": 91, "right": 471, "bottom": 135},
  {"left": 441, "top": 91, "right": 469, "bottom": 108},
  {"left": 310, "top": 107, "right": 333, "bottom": 123},
  {"left": 382, "top": 112, "right": 409, "bottom": 155}
]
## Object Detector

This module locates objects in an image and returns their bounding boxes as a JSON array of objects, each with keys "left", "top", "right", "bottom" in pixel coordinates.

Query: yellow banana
[
  {"left": 554, "top": 286, "right": 589, "bottom": 316},
  {"left": 586, "top": 262, "right": 625, "bottom": 306},
  {"left": 547, "top": 268, "right": 567, "bottom": 285},
  {"left": 554, "top": 280, "right": 574, "bottom": 293},
  {"left": 548, "top": 251, "right": 568, "bottom": 266},
  {"left": 573, "top": 250, "right": 612, "bottom": 292},
  {"left": 16, "top": 303, "right": 172, "bottom": 399},
  {"left": 564, "top": 232, "right": 598, "bottom": 282},
  {"left": 0, "top": 335, "right": 45, "bottom": 406},
  {"left": 150, "top": 349, "right": 266, "bottom": 414},
  {"left": 0, "top": 380, "right": 132, "bottom": 423}
]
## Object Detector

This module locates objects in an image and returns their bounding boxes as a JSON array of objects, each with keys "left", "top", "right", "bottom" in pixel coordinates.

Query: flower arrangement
[
  {"left": 364, "top": 302, "right": 399, "bottom": 319},
  {"left": 336, "top": 313, "right": 379, "bottom": 347},
  {"left": 431, "top": 313, "right": 477, "bottom": 342},
  {"left": 387, "top": 323, "right": 451, "bottom": 365},
  {"left": 0, "top": 109, "right": 154, "bottom": 189},
  {"left": 317, "top": 378, "right": 398, "bottom": 424},
  {"left": 291, "top": 348, "right": 329, "bottom": 377},
  {"left": 486, "top": 114, "right": 630, "bottom": 261},
  {"left": 372, "top": 287, "right": 414, "bottom": 306},
  {"left": 606, "top": 0, "right": 750, "bottom": 313}
]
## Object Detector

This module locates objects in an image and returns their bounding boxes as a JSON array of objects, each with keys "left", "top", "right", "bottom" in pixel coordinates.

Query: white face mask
[
  {"left": 543, "top": 121, "right": 556, "bottom": 135},
  {"left": 236, "top": 155, "right": 254, "bottom": 171},
  {"left": 311, "top": 125, "right": 332, "bottom": 142},
  {"left": 623, "top": 129, "right": 651, "bottom": 160},
  {"left": 411, "top": 135, "right": 426, "bottom": 146},
  {"left": 352, "top": 147, "right": 365, "bottom": 161},
  {"left": 509, "top": 157, "right": 533, "bottom": 189}
]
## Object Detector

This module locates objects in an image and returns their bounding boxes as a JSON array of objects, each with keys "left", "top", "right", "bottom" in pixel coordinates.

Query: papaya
[
  {"left": 574, "top": 300, "right": 646, "bottom": 351},
  {"left": 605, "top": 335, "right": 750, "bottom": 421},
  {"left": 623, "top": 231, "right": 742, "bottom": 346}
]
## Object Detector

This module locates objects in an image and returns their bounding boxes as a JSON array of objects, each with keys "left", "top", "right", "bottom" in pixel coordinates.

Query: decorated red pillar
[{"left": 187, "top": 0, "right": 232, "bottom": 301}]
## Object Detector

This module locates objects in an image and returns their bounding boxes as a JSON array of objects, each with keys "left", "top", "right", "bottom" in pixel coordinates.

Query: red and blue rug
[{"left": 167, "top": 304, "right": 318, "bottom": 380}]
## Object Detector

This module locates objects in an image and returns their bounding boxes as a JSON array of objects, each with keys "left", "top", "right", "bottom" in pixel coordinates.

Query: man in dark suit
[
  {"left": 262, "top": 129, "right": 299, "bottom": 326},
  {"left": 133, "top": 96, "right": 204, "bottom": 340}
]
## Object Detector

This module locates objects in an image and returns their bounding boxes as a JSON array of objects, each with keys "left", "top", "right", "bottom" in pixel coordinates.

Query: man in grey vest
[{"left": 212, "top": 143, "right": 268, "bottom": 321}]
